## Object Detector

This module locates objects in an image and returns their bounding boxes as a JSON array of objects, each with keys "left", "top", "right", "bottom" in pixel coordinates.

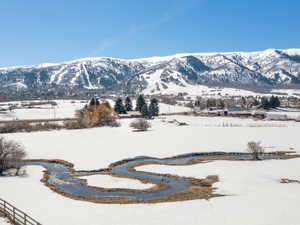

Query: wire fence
[{"left": 0, "top": 198, "right": 42, "bottom": 225}]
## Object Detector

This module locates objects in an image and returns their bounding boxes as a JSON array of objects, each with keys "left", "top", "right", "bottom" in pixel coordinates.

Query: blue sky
[{"left": 0, "top": 0, "right": 300, "bottom": 66}]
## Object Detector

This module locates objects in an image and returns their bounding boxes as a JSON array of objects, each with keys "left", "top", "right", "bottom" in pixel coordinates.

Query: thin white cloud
[{"left": 90, "top": 0, "right": 207, "bottom": 56}]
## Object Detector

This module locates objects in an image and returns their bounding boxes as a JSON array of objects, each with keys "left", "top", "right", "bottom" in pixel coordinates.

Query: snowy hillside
[{"left": 1, "top": 49, "right": 300, "bottom": 95}]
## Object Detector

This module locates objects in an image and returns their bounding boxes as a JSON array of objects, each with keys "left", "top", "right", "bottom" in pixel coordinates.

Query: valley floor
[{"left": 0, "top": 116, "right": 300, "bottom": 225}]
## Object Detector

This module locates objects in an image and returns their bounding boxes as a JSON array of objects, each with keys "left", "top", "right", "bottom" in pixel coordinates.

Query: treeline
[
  {"left": 260, "top": 96, "right": 280, "bottom": 109},
  {"left": 191, "top": 95, "right": 280, "bottom": 110}
]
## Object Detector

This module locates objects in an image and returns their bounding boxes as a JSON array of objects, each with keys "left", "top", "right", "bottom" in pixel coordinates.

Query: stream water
[{"left": 26, "top": 152, "right": 298, "bottom": 200}]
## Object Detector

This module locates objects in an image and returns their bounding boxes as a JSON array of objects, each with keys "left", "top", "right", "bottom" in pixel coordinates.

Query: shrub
[
  {"left": 76, "top": 103, "right": 119, "bottom": 127},
  {"left": 0, "top": 121, "right": 32, "bottom": 133},
  {"left": 0, "top": 137, "right": 26, "bottom": 176},
  {"left": 109, "top": 120, "right": 121, "bottom": 127},
  {"left": 130, "top": 118, "right": 151, "bottom": 131},
  {"left": 33, "top": 122, "right": 63, "bottom": 131},
  {"left": 63, "top": 120, "right": 91, "bottom": 129},
  {"left": 0, "top": 121, "right": 63, "bottom": 133}
]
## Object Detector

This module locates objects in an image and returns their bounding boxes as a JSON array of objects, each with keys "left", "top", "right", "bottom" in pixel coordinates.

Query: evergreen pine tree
[
  {"left": 149, "top": 98, "right": 159, "bottom": 118},
  {"left": 241, "top": 97, "right": 247, "bottom": 109},
  {"left": 114, "top": 98, "right": 126, "bottom": 114},
  {"left": 261, "top": 97, "right": 270, "bottom": 109},
  {"left": 253, "top": 98, "right": 259, "bottom": 106},
  {"left": 241, "top": 97, "right": 246, "bottom": 105},
  {"left": 269, "top": 96, "right": 275, "bottom": 108},
  {"left": 135, "top": 95, "right": 146, "bottom": 112},
  {"left": 274, "top": 96, "right": 280, "bottom": 107},
  {"left": 269, "top": 96, "right": 280, "bottom": 108},
  {"left": 125, "top": 97, "right": 133, "bottom": 111},
  {"left": 90, "top": 97, "right": 96, "bottom": 106},
  {"left": 194, "top": 99, "right": 201, "bottom": 108},
  {"left": 141, "top": 103, "right": 149, "bottom": 118}
]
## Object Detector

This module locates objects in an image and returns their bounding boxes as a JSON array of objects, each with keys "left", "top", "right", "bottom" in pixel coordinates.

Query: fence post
[
  {"left": 3, "top": 201, "right": 6, "bottom": 214},
  {"left": 13, "top": 207, "right": 16, "bottom": 223},
  {"left": 24, "top": 214, "right": 27, "bottom": 225}
]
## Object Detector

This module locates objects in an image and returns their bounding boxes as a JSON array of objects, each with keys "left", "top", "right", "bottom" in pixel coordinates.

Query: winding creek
[{"left": 25, "top": 151, "right": 299, "bottom": 204}]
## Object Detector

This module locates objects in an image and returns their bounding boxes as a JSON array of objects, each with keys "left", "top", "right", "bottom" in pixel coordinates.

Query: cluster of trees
[
  {"left": 74, "top": 95, "right": 160, "bottom": 128},
  {"left": 136, "top": 95, "right": 159, "bottom": 118},
  {"left": 194, "top": 97, "right": 227, "bottom": 109},
  {"left": 114, "top": 95, "right": 159, "bottom": 118},
  {"left": 114, "top": 97, "right": 133, "bottom": 114},
  {"left": 192, "top": 95, "right": 280, "bottom": 111},
  {"left": 260, "top": 96, "right": 280, "bottom": 109},
  {"left": 192, "top": 97, "right": 251, "bottom": 110},
  {"left": 0, "top": 137, "right": 26, "bottom": 176}
]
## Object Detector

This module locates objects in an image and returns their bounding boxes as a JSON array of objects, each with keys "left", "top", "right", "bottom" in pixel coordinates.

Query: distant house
[
  {"left": 207, "top": 109, "right": 227, "bottom": 116},
  {"left": 207, "top": 106, "right": 242, "bottom": 116}
]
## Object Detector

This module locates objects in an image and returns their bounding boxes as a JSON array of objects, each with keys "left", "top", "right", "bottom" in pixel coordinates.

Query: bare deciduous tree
[
  {"left": 130, "top": 119, "right": 151, "bottom": 131},
  {"left": 246, "top": 141, "right": 264, "bottom": 160},
  {"left": 0, "top": 137, "right": 26, "bottom": 176}
]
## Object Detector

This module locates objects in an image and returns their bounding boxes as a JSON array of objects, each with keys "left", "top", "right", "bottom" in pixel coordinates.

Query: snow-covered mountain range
[{"left": 1, "top": 48, "right": 300, "bottom": 95}]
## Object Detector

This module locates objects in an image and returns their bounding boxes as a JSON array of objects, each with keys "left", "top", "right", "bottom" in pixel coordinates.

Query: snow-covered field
[
  {"left": 267, "top": 110, "right": 300, "bottom": 120},
  {"left": 1, "top": 110, "right": 300, "bottom": 224},
  {"left": 83, "top": 174, "right": 154, "bottom": 190},
  {"left": 0, "top": 99, "right": 190, "bottom": 121},
  {"left": 0, "top": 100, "right": 87, "bottom": 120},
  {"left": 143, "top": 82, "right": 259, "bottom": 97},
  {"left": 143, "top": 79, "right": 300, "bottom": 98},
  {"left": 271, "top": 88, "right": 300, "bottom": 97}
]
